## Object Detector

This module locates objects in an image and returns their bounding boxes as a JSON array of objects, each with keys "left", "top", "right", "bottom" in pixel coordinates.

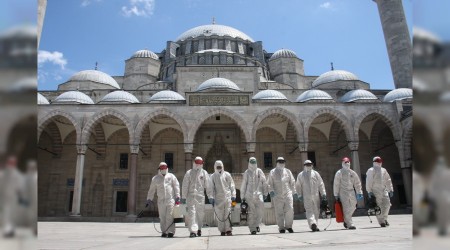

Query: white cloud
[
  {"left": 122, "top": 0, "right": 155, "bottom": 17},
  {"left": 38, "top": 50, "right": 67, "bottom": 69},
  {"left": 81, "top": 0, "right": 102, "bottom": 7},
  {"left": 320, "top": 2, "right": 332, "bottom": 9}
]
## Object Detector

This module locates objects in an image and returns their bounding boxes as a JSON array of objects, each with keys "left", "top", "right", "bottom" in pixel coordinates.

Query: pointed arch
[
  {"left": 251, "top": 107, "right": 302, "bottom": 142},
  {"left": 38, "top": 110, "right": 81, "bottom": 142},
  {"left": 303, "top": 108, "right": 353, "bottom": 143}
]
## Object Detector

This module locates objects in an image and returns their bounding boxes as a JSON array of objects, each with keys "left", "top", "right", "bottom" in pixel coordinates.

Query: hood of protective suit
[
  {"left": 193, "top": 156, "right": 203, "bottom": 170},
  {"left": 214, "top": 160, "right": 224, "bottom": 174},
  {"left": 248, "top": 157, "right": 257, "bottom": 172},
  {"left": 159, "top": 162, "right": 168, "bottom": 175}
]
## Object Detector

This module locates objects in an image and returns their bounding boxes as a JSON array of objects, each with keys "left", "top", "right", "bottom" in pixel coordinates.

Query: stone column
[
  {"left": 348, "top": 142, "right": 364, "bottom": 207},
  {"left": 373, "top": 0, "right": 412, "bottom": 89},
  {"left": 299, "top": 142, "right": 308, "bottom": 165},
  {"left": 246, "top": 142, "right": 256, "bottom": 158},
  {"left": 396, "top": 141, "right": 412, "bottom": 206},
  {"left": 71, "top": 144, "right": 87, "bottom": 216},
  {"left": 127, "top": 145, "right": 139, "bottom": 217},
  {"left": 184, "top": 143, "right": 194, "bottom": 172}
]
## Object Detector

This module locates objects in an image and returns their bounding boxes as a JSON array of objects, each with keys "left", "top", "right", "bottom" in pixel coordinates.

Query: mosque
[{"left": 37, "top": 1, "right": 412, "bottom": 220}]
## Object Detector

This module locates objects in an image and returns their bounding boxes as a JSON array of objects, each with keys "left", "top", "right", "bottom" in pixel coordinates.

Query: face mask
[
  {"left": 276, "top": 163, "right": 285, "bottom": 169},
  {"left": 373, "top": 162, "right": 382, "bottom": 168},
  {"left": 342, "top": 162, "right": 350, "bottom": 170},
  {"left": 216, "top": 166, "right": 223, "bottom": 174},
  {"left": 194, "top": 164, "right": 202, "bottom": 170},
  {"left": 248, "top": 163, "right": 257, "bottom": 171},
  {"left": 160, "top": 169, "right": 168, "bottom": 175},
  {"left": 305, "top": 166, "right": 312, "bottom": 171}
]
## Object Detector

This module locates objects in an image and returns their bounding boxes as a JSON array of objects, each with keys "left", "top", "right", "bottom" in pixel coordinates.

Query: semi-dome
[
  {"left": 296, "top": 90, "right": 333, "bottom": 102},
  {"left": 149, "top": 90, "right": 185, "bottom": 102},
  {"left": 197, "top": 78, "right": 240, "bottom": 92},
  {"left": 131, "top": 49, "right": 159, "bottom": 60},
  {"left": 253, "top": 89, "right": 288, "bottom": 100},
  {"left": 99, "top": 90, "right": 139, "bottom": 103},
  {"left": 176, "top": 24, "right": 254, "bottom": 42},
  {"left": 340, "top": 89, "right": 378, "bottom": 103},
  {"left": 38, "top": 93, "right": 50, "bottom": 104},
  {"left": 270, "top": 49, "right": 298, "bottom": 60},
  {"left": 53, "top": 91, "right": 94, "bottom": 104},
  {"left": 68, "top": 70, "right": 120, "bottom": 89},
  {"left": 383, "top": 88, "right": 413, "bottom": 102},
  {"left": 312, "top": 70, "right": 359, "bottom": 88}
]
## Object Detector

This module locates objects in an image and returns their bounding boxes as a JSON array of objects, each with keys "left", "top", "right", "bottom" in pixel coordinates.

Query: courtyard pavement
[{"left": 36, "top": 215, "right": 412, "bottom": 250}]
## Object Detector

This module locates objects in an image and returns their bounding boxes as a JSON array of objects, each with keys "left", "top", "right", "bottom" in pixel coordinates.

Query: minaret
[
  {"left": 38, "top": 0, "right": 47, "bottom": 48},
  {"left": 373, "top": 0, "right": 412, "bottom": 89}
]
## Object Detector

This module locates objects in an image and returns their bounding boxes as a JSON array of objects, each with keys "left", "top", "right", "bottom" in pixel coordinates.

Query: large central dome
[{"left": 176, "top": 24, "right": 254, "bottom": 42}]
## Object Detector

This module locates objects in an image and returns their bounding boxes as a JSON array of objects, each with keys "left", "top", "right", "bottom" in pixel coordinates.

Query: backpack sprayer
[
  {"left": 135, "top": 202, "right": 186, "bottom": 234},
  {"left": 320, "top": 199, "right": 333, "bottom": 230},
  {"left": 240, "top": 199, "right": 249, "bottom": 222},
  {"left": 366, "top": 195, "right": 381, "bottom": 223}
]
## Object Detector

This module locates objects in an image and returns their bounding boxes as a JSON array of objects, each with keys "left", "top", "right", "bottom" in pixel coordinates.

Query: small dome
[
  {"left": 100, "top": 90, "right": 140, "bottom": 104},
  {"left": 53, "top": 91, "right": 94, "bottom": 104},
  {"left": 131, "top": 49, "right": 159, "bottom": 60},
  {"left": 176, "top": 24, "right": 254, "bottom": 42},
  {"left": 312, "top": 70, "right": 359, "bottom": 88},
  {"left": 296, "top": 90, "right": 333, "bottom": 102},
  {"left": 383, "top": 88, "right": 413, "bottom": 102},
  {"left": 68, "top": 70, "right": 120, "bottom": 89},
  {"left": 270, "top": 49, "right": 298, "bottom": 60},
  {"left": 340, "top": 89, "right": 378, "bottom": 103},
  {"left": 197, "top": 78, "right": 240, "bottom": 92},
  {"left": 253, "top": 89, "right": 288, "bottom": 100},
  {"left": 149, "top": 90, "right": 185, "bottom": 102},
  {"left": 38, "top": 93, "right": 50, "bottom": 104}
]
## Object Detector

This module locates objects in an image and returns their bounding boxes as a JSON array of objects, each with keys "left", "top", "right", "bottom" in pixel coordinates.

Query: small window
[
  {"left": 119, "top": 153, "right": 128, "bottom": 170},
  {"left": 68, "top": 191, "right": 74, "bottom": 212},
  {"left": 115, "top": 191, "right": 128, "bottom": 213},
  {"left": 264, "top": 152, "right": 273, "bottom": 169},
  {"left": 164, "top": 152, "right": 174, "bottom": 170}
]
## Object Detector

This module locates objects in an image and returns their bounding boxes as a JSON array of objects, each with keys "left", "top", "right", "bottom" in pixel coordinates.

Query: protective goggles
[
  {"left": 276, "top": 160, "right": 286, "bottom": 163},
  {"left": 304, "top": 163, "right": 313, "bottom": 166},
  {"left": 194, "top": 159, "right": 203, "bottom": 164},
  {"left": 249, "top": 159, "right": 257, "bottom": 164}
]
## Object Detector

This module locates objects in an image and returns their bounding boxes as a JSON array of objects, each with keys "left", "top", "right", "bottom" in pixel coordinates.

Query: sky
[{"left": 38, "top": 0, "right": 414, "bottom": 90}]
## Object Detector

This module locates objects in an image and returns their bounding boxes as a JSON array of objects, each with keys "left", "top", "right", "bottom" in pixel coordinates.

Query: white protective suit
[
  {"left": 240, "top": 158, "right": 268, "bottom": 233},
  {"left": 333, "top": 162, "right": 362, "bottom": 228},
  {"left": 210, "top": 160, "right": 236, "bottom": 233},
  {"left": 296, "top": 167, "right": 326, "bottom": 228},
  {"left": 1, "top": 163, "right": 24, "bottom": 235},
  {"left": 365, "top": 162, "right": 393, "bottom": 225},
  {"left": 146, "top": 169, "right": 180, "bottom": 234},
  {"left": 268, "top": 163, "right": 297, "bottom": 231},
  {"left": 182, "top": 160, "right": 212, "bottom": 234}
]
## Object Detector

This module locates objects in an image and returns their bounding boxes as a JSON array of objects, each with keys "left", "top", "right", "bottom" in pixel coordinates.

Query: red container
[{"left": 335, "top": 200, "right": 344, "bottom": 223}]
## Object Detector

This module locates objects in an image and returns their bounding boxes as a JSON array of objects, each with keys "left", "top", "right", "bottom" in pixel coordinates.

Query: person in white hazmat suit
[
  {"left": 268, "top": 157, "right": 298, "bottom": 233},
  {"left": 1, "top": 156, "right": 25, "bottom": 237},
  {"left": 240, "top": 157, "right": 268, "bottom": 234},
  {"left": 181, "top": 156, "right": 212, "bottom": 238},
  {"left": 146, "top": 162, "right": 180, "bottom": 238},
  {"left": 296, "top": 160, "right": 327, "bottom": 232},
  {"left": 333, "top": 157, "right": 363, "bottom": 230},
  {"left": 209, "top": 160, "right": 236, "bottom": 236},
  {"left": 365, "top": 156, "right": 394, "bottom": 228}
]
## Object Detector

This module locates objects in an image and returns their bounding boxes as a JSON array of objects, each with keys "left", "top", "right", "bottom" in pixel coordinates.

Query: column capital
[
  {"left": 130, "top": 145, "right": 139, "bottom": 155},
  {"left": 298, "top": 142, "right": 308, "bottom": 152},
  {"left": 246, "top": 142, "right": 256, "bottom": 153},
  {"left": 76, "top": 144, "right": 87, "bottom": 155},
  {"left": 184, "top": 143, "right": 194, "bottom": 153},
  {"left": 348, "top": 141, "right": 359, "bottom": 151}
]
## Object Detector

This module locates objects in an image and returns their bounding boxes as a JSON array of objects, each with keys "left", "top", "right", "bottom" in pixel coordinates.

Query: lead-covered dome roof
[
  {"left": 197, "top": 78, "right": 240, "bottom": 92},
  {"left": 383, "top": 88, "right": 413, "bottom": 102},
  {"left": 296, "top": 89, "right": 333, "bottom": 102},
  {"left": 53, "top": 91, "right": 94, "bottom": 104},
  {"left": 99, "top": 90, "right": 139, "bottom": 103},
  {"left": 253, "top": 89, "right": 288, "bottom": 100},
  {"left": 68, "top": 70, "right": 120, "bottom": 89},
  {"left": 270, "top": 49, "right": 298, "bottom": 60},
  {"left": 149, "top": 90, "right": 185, "bottom": 101},
  {"left": 340, "top": 89, "right": 378, "bottom": 103},
  {"left": 131, "top": 49, "right": 159, "bottom": 60},
  {"left": 38, "top": 93, "right": 50, "bottom": 104},
  {"left": 312, "top": 70, "right": 359, "bottom": 88},
  {"left": 176, "top": 24, "right": 254, "bottom": 42}
]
